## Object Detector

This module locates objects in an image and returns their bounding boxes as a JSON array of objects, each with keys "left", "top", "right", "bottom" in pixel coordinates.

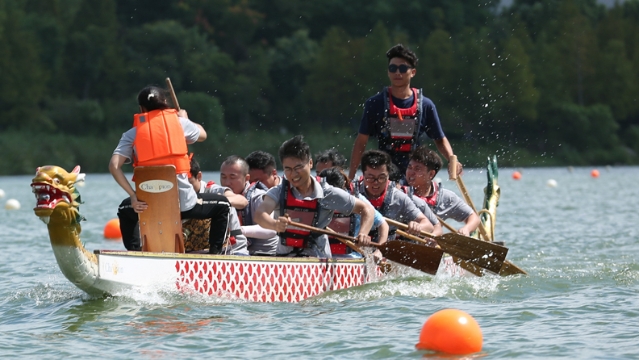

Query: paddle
[
  {"left": 287, "top": 220, "right": 444, "bottom": 275},
  {"left": 439, "top": 176, "right": 528, "bottom": 276},
  {"left": 165, "top": 77, "right": 180, "bottom": 110},
  {"left": 384, "top": 217, "right": 507, "bottom": 274}
]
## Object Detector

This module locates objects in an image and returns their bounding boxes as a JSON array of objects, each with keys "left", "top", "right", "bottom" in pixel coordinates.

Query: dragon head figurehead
[{"left": 31, "top": 165, "right": 85, "bottom": 225}]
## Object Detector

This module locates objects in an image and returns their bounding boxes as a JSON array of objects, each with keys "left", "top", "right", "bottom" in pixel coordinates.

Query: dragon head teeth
[{"left": 39, "top": 216, "right": 50, "bottom": 225}]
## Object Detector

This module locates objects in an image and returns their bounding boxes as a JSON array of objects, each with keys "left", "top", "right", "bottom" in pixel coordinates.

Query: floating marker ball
[
  {"left": 5, "top": 199, "right": 21, "bottom": 210},
  {"left": 0, "top": 189, "right": 5, "bottom": 198},
  {"left": 547, "top": 179, "right": 558, "bottom": 188},
  {"left": 416, "top": 309, "right": 483, "bottom": 355},
  {"left": 104, "top": 218, "right": 122, "bottom": 239},
  {"left": 512, "top": 171, "right": 522, "bottom": 180},
  {"left": 591, "top": 169, "right": 600, "bottom": 178}
]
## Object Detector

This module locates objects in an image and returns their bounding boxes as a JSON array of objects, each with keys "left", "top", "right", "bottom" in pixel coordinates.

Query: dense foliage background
[{"left": 1, "top": 0, "right": 638, "bottom": 174}]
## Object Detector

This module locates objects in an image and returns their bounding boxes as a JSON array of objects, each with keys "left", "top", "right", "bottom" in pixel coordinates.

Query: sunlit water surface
[{"left": 1, "top": 167, "right": 638, "bottom": 359}]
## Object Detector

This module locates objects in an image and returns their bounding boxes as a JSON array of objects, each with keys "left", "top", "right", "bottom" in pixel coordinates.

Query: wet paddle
[
  {"left": 287, "top": 220, "right": 444, "bottom": 275},
  {"left": 384, "top": 217, "right": 507, "bottom": 274},
  {"left": 451, "top": 177, "right": 528, "bottom": 276}
]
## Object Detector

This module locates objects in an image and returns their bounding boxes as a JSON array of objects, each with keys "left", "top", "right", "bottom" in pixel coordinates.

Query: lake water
[{"left": 1, "top": 166, "right": 638, "bottom": 359}]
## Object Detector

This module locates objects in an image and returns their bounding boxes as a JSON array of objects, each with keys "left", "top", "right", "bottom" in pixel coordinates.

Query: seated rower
[
  {"left": 245, "top": 150, "right": 282, "bottom": 189},
  {"left": 183, "top": 156, "right": 249, "bottom": 255},
  {"left": 319, "top": 167, "right": 388, "bottom": 260},
  {"left": 353, "top": 150, "right": 440, "bottom": 241},
  {"left": 110, "top": 85, "right": 231, "bottom": 254},
  {"left": 404, "top": 145, "right": 479, "bottom": 236},
  {"left": 219, "top": 155, "right": 278, "bottom": 256},
  {"left": 315, "top": 148, "right": 346, "bottom": 175},
  {"left": 255, "top": 135, "right": 375, "bottom": 258}
]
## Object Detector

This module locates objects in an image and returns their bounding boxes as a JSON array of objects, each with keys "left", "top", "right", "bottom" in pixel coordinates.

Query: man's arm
[
  {"left": 458, "top": 212, "right": 480, "bottom": 236},
  {"left": 351, "top": 197, "right": 374, "bottom": 244},
  {"left": 223, "top": 189, "right": 248, "bottom": 209},
  {"left": 348, "top": 133, "right": 369, "bottom": 180},
  {"left": 434, "top": 137, "right": 462, "bottom": 177},
  {"left": 255, "top": 196, "right": 288, "bottom": 232},
  {"left": 178, "top": 109, "right": 207, "bottom": 142},
  {"left": 407, "top": 213, "right": 434, "bottom": 235}
]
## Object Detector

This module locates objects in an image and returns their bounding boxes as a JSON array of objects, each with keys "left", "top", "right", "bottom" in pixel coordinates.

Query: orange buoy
[
  {"left": 591, "top": 169, "right": 600, "bottom": 178},
  {"left": 416, "top": 309, "right": 483, "bottom": 354},
  {"left": 512, "top": 171, "right": 522, "bottom": 180},
  {"left": 104, "top": 218, "right": 122, "bottom": 240}
]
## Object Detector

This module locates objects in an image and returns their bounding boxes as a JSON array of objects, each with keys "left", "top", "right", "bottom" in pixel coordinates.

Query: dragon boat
[{"left": 30, "top": 159, "right": 505, "bottom": 302}]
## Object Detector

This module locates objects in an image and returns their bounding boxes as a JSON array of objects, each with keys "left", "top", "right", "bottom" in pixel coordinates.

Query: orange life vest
[{"left": 132, "top": 109, "right": 190, "bottom": 175}]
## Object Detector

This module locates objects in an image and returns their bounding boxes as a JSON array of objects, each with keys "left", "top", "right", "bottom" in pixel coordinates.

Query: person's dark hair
[
  {"left": 319, "top": 167, "right": 350, "bottom": 191},
  {"left": 246, "top": 151, "right": 277, "bottom": 172},
  {"left": 189, "top": 155, "right": 201, "bottom": 178},
  {"left": 221, "top": 155, "right": 249, "bottom": 176},
  {"left": 388, "top": 162, "right": 402, "bottom": 182},
  {"left": 386, "top": 44, "right": 418, "bottom": 68},
  {"left": 409, "top": 145, "right": 442, "bottom": 175},
  {"left": 278, "top": 135, "right": 311, "bottom": 163},
  {"left": 315, "top": 148, "right": 346, "bottom": 168},
  {"left": 137, "top": 86, "right": 170, "bottom": 111},
  {"left": 361, "top": 150, "right": 391, "bottom": 172}
]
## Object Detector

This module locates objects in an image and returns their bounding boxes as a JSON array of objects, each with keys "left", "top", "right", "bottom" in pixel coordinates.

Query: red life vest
[
  {"left": 327, "top": 212, "right": 356, "bottom": 255},
  {"left": 355, "top": 177, "right": 395, "bottom": 243},
  {"left": 381, "top": 87, "right": 421, "bottom": 154},
  {"left": 132, "top": 109, "right": 190, "bottom": 176},
  {"left": 403, "top": 181, "right": 440, "bottom": 208},
  {"left": 279, "top": 178, "right": 320, "bottom": 248}
]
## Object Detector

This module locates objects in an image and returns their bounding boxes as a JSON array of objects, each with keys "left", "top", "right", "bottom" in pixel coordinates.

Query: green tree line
[{"left": 1, "top": 0, "right": 638, "bottom": 174}]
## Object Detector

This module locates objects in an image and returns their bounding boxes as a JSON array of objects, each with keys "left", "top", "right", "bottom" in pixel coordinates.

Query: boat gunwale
[{"left": 94, "top": 249, "right": 368, "bottom": 264}]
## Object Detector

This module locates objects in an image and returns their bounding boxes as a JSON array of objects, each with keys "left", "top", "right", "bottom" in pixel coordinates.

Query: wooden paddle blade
[
  {"left": 499, "top": 260, "right": 528, "bottom": 276},
  {"left": 436, "top": 233, "right": 507, "bottom": 274},
  {"left": 380, "top": 241, "right": 444, "bottom": 275}
]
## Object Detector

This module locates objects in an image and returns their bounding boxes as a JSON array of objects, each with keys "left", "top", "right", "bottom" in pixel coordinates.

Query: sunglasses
[{"left": 388, "top": 64, "right": 412, "bottom": 73}]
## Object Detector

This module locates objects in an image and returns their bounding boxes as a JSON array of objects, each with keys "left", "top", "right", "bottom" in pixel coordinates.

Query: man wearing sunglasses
[
  {"left": 348, "top": 44, "right": 462, "bottom": 182},
  {"left": 354, "top": 150, "right": 440, "bottom": 243}
]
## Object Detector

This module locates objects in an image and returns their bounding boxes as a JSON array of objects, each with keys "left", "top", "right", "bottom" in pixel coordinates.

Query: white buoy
[
  {"left": 547, "top": 179, "right": 558, "bottom": 188},
  {"left": 0, "top": 189, "right": 5, "bottom": 198},
  {"left": 5, "top": 199, "right": 20, "bottom": 210}
]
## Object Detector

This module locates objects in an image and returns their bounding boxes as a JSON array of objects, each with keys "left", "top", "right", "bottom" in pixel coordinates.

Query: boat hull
[{"left": 87, "top": 251, "right": 468, "bottom": 302}]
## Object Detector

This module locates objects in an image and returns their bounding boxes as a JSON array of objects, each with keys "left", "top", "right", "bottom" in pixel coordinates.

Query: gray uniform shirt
[
  {"left": 264, "top": 177, "right": 356, "bottom": 258},
  {"left": 113, "top": 117, "right": 200, "bottom": 211},
  {"left": 411, "top": 183, "right": 473, "bottom": 223},
  {"left": 204, "top": 183, "right": 249, "bottom": 255},
  {"left": 407, "top": 195, "right": 441, "bottom": 225},
  {"left": 242, "top": 182, "right": 278, "bottom": 256},
  {"left": 357, "top": 183, "right": 423, "bottom": 239}
]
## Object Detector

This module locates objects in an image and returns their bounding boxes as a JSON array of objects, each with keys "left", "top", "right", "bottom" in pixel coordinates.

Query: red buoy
[
  {"left": 104, "top": 218, "right": 122, "bottom": 240},
  {"left": 416, "top": 309, "right": 483, "bottom": 354}
]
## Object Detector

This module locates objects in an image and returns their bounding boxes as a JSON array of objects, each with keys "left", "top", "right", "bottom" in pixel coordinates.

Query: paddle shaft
[
  {"left": 165, "top": 77, "right": 180, "bottom": 111},
  {"left": 448, "top": 155, "right": 458, "bottom": 181},
  {"left": 287, "top": 220, "right": 379, "bottom": 248},
  {"left": 455, "top": 175, "right": 492, "bottom": 241},
  {"left": 395, "top": 229, "right": 436, "bottom": 247}
]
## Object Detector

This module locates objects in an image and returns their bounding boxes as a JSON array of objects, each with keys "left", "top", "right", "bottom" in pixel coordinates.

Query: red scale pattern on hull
[{"left": 174, "top": 259, "right": 368, "bottom": 302}]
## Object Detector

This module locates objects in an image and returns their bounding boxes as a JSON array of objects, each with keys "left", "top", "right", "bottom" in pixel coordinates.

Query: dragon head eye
[{"left": 53, "top": 178, "right": 61, "bottom": 184}]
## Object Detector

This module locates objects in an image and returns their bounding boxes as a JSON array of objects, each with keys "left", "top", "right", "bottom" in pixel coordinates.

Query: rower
[
  {"left": 109, "top": 85, "right": 231, "bottom": 254},
  {"left": 182, "top": 156, "right": 250, "bottom": 254},
  {"left": 354, "top": 150, "right": 439, "bottom": 242},
  {"left": 245, "top": 150, "right": 282, "bottom": 189},
  {"left": 219, "top": 155, "right": 279, "bottom": 256},
  {"left": 319, "top": 167, "right": 387, "bottom": 260},
  {"left": 314, "top": 148, "right": 346, "bottom": 176},
  {"left": 254, "top": 135, "right": 375, "bottom": 258},
  {"left": 404, "top": 146, "right": 480, "bottom": 236}
]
